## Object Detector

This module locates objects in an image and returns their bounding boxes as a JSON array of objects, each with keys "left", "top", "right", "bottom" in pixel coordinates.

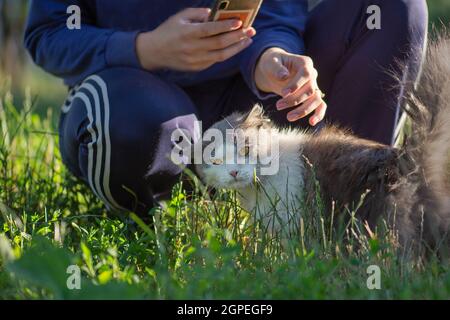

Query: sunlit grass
[{"left": 1, "top": 83, "right": 450, "bottom": 300}]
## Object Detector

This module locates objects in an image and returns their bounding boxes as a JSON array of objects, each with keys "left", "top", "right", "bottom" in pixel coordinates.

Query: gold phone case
[{"left": 210, "top": 0, "right": 263, "bottom": 28}]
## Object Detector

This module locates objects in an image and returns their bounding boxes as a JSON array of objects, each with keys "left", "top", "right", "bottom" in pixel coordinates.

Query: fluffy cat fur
[{"left": 195, "top": 36, "right": 450, "bottom": 251}]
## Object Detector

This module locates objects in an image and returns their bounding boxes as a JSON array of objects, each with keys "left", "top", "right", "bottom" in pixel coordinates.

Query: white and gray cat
[
  {"left": 195, "top": 38, "right": 450, "bottom": 251},
  {"left": 195, "top": 105, "right": 307, "bottom": 235}
]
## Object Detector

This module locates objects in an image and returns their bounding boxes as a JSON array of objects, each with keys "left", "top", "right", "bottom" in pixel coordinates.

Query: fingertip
[
  {"left": 277, "top": 69, "right": 290, "bottom": 81},
  {"left": 201, "top": 7, "right": 211, "bottom": 16},
  {"left": 287, "top": 111, "right": 299, "bottom": 122},
  {"left": 276, "top": 100, "right": 287, "bottom": 110},
  {"left": 311, "top": 112, "right": 325, "bottom": 126},
  {"left": 281, "top": 88, "right": 292, "bottom": 97},
  {"left": 245, "top": 27, "right": 256, "bottom": 37},
  {"left": 231, "top": 19, "right": 243, "bottom": 29},
  {"left": 200, "top": 8, "right": 212, "bottom": 21},
  {"left": 287, "top": 116, "right": 297, "bottom": 123}
]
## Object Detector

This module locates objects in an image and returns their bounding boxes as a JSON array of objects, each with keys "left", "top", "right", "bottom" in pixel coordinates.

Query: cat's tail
[{"left": 400, "top": 32, "right": 450, "bottom": 249}]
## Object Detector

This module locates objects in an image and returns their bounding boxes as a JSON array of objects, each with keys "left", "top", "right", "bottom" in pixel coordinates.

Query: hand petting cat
[{"left": 255, "top": 47, "right": 327, "bottom": 127}]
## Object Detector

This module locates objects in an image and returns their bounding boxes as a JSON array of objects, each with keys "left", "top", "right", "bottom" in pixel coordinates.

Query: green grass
[
  {"left": 1, "top": 82, "right": 450, "bottom": 300},
  {"left": 429, "top": 0, "right": 450, "bottom": 28}
]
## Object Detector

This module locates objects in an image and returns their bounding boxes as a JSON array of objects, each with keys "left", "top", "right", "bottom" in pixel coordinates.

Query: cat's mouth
[
  {"left": 226, "top": 178, "right": 251, "bottom": 189},
  {"left": 203, "top": 178, "right": 249, "bottom": 189}
]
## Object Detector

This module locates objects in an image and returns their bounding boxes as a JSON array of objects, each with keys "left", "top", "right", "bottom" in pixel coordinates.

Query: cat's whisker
[{"left": 222, "top": 116, "right": 235, "bottom": 130}]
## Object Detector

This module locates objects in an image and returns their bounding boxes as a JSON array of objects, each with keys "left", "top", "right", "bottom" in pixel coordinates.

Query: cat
[
  {"left": 195, "top": 36, "right": 450, "bottom": 251},
  {"left": 195, "top": 106, "right": 307, "bottom": 235}
]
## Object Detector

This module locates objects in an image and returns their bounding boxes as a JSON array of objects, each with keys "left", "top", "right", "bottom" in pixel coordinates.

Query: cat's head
[{"left": 195, "top": 105, "right": 278, "bottom": 189}]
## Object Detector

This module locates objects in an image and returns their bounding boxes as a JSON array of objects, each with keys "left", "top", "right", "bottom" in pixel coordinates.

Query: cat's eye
[
  {"left": 211, "top": 158, "right": 223, "bottom": 165},
  {"left": 239, "top": 146, "right": 250, "bottom": 157}
]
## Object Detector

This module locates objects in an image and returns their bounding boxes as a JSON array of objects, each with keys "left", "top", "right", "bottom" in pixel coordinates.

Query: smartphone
[{"left": 209, "top": 0, "right": 263, "bottom": 28}]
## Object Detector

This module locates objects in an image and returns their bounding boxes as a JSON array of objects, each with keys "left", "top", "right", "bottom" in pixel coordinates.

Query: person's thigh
[
  {"left": 59, "top": 67, "right": 199, "bottom": 215},
  {"left": 305, "top": 0, "right": 428, "bottom": 145}
]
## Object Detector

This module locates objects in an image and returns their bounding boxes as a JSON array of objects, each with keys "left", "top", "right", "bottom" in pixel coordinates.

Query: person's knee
[
  {"left": 108, "top": 108, "right": 199, "bottom": 212},
  {"left": 70, "top": 67, "right": 200, "bottom": 212},
  {"left": 389, "top": 0, "right": 427, "bottom": 18},
  {"left": 102, "top": 68, "right": 199, "bottom": 169},
  {"left": 110, "top": 107, "right": 199, "bottom": 178},
  {"left": 379, "top": 0, "right": 428, "bottom": 36},
  {"left": 106, "top": 120, "right": 180, "bottom": 212}
]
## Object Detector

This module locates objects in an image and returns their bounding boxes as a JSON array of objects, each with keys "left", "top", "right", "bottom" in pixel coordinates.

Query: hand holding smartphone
[
  {"left": 210, "top": 0, "right": 263, "bottom": 29},
  {"left": 137, "top": 5, "right": 259, "bottom": 73}
]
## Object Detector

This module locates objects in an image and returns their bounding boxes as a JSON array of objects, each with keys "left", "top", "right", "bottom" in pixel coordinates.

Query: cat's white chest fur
[{"left": 236, "top": 135, "right": 305, "bottom": 234}]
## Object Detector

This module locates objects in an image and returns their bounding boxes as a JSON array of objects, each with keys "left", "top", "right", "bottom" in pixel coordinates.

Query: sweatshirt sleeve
[
  {"left": 24, "top": 0, "right": 141, "bottom": 86},
  {"left": 239, "top": 0, "right": 309, "bottom": 99}
]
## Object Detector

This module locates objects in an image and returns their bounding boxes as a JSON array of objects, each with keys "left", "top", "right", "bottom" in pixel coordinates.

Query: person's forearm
[{"left": 25, "top": 0, "right": 140, "bottom": 84}]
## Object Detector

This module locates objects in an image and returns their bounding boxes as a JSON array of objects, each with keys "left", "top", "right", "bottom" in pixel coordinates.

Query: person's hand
[
  {"left": 136, "top": 8, "right": 256, "bottom": 72},
  {"left": 255, "top": 47, "right": 327, "bottom": 126}
]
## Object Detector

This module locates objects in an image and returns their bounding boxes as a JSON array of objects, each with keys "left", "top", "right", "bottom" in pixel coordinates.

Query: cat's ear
[{"left": 239, "top": 104, "right": 271, "bottom": 129}]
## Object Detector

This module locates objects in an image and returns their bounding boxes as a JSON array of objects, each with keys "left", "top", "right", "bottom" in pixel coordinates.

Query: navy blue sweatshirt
[{"left": 24, "top": 0, "right": 308, "bottom": 97}]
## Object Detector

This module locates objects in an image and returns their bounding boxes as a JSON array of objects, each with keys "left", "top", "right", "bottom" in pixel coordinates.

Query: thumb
[
  {"left": 179, "top": 7, "right": 211, "bottom": 22},
  {"left": 270, "top": 56, "right": 290, "bottom": 81}
]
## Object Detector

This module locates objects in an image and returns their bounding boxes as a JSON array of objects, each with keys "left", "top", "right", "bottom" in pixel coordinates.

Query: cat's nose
[{"left": 229, "top": 170, "right": 239, "bottom": 178}]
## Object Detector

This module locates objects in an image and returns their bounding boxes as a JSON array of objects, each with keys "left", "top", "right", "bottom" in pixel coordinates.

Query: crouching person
[{"left": 24, "top": 0, "right": 427, "bottom": 216}]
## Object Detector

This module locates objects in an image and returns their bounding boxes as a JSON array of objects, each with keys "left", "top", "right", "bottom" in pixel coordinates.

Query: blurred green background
[{"left": 1, "top": 0, "right": 450, "bottom": 118}]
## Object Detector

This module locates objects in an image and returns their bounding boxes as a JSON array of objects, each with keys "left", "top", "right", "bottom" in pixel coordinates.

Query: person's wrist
[
  {"left": 255, "top": 56, "right": 272, "bottom": 93},
  {"left": 136, "top": 31, "right": 163, "bottom": 71}
]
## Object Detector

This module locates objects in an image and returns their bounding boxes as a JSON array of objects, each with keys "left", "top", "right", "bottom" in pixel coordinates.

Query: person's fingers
[
  {"left": 206, "top": 37, "right": 253, "bottom": 63},
  {"left": 286, "top": 92, "right": 323, "bottom": 122},
  {"left": 179, "top": 7, "right": 211, "bottom": 23},
  {"left": 190, "top": 19, "right": 243, "bottom": 38},
  {"left": 281, "top": 66, "right": 317, "bottom": 98},
  {"left": 200, "top": 27, "right": 255, "bottom": 50},
  {"left": 276, "top": 80, "right": 316, "bottom": 110},
  {"left": 309, "top": 102, "right": 327, "bottom": 126},
  {"left": 279, "top": 56, "right": 315, "bottom": 96}
]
